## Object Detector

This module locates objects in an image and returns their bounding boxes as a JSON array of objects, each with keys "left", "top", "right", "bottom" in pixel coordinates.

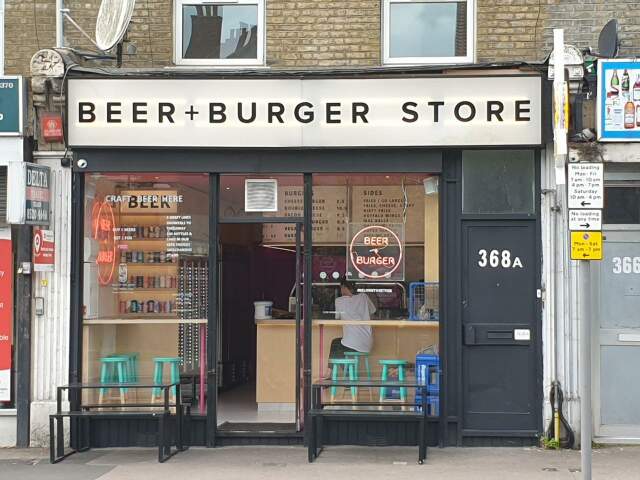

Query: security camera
[{"left": 76, "top": 158, "right": 87, "bottom": 169}]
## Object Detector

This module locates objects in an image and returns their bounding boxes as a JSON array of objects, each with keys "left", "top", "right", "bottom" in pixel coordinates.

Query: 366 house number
[
  {"left": 612, "top": 256, "right": 640, "bottom": 274},
  {"left": 478, "top": 249, "right": 524, "bottom": 269}
]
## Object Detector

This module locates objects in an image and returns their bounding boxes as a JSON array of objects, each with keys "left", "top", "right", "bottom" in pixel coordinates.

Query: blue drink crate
[
  {"left": 416, "top": 354, "right": 439, "bottom": 388},
  {"left": 416, "top": 395, "right": 439, "bottom": 416},
  {"left": 416, "top": 354, "right": 439, "bottom": 408}
]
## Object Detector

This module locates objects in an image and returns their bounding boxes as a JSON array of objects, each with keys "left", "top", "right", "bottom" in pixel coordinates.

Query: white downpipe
[{"left": 56, "top": 0, "right": 64, "bottom": 48}]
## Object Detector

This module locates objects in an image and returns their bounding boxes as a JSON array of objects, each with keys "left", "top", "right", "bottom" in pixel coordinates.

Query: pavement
[{"left": 0, "top": 445, "right": 639, "bottom": 480}]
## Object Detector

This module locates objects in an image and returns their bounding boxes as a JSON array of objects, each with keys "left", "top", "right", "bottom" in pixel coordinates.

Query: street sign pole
[
  {"left": 567, "top": 161, "right": 602, "bottom": 480},
  {"left": 579, "top": 259, "right": 592, "bottom": 480}
]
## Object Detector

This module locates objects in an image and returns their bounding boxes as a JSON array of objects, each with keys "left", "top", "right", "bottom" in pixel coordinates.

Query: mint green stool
[
  {"left": 328, "top": 358, "right": 357, "bottom": 401},
  {"left": 106, "top": 353, "right": 139, "bottom": 382},
  {"left": 379, "top": 359, "right": 408, "bottom": 402},
  {"left": 98, "top": 355, "right": 130, "bottom": 403},
  {"left": 152, "top": 357, "right": 181, "bottom": 400},
  {"left": 344, "top": 352, "right": 371, "bottom": 381}
]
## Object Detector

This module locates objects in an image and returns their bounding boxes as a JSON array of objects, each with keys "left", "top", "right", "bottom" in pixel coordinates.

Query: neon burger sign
[
  {"left": 91, "top": 200, "right": 117, "bottom": 286},
  {"left": 349, "top": 225, "right": 403, "bottom": 280}
]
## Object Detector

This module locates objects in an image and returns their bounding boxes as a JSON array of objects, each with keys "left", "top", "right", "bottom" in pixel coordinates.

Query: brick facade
[
  {"left": 266, "top": 1, "right": 380, "bottom": 67},
  {"left": 3, "top": 1, "right": 638, "bottom": 75}
]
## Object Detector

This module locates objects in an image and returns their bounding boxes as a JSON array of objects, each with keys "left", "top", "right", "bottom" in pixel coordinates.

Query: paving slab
[{"left": 0, "top": 445, "right": 638, "bottom": 479}]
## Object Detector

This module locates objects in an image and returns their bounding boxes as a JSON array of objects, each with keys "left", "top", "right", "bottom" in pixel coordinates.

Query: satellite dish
[
  {"left": 95, "top": 0, "right": 136, "bottom": 51},
  {"left": 597, "top": 19, "right": 619, "bottom": 58}
]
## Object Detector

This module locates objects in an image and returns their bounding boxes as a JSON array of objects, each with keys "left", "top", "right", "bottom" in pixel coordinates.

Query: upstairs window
[
  {"left": 175, "top": 0, "right": 264, "bottom": 66},
  {"left": 383, "top": 0, "right": 474, "bottom": 65}
]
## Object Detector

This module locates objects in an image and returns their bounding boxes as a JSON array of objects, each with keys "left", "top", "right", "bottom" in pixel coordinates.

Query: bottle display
[
  {"left": 113, "top": 220, "right": 181, "bottom": 318},
  {"left": 622, "top": 69, "right": 630, "bottom": 97},
  {"left": 625, "top": 99, "right": 635, "bottom": 129},
  {"left": 610, "top": 69, "right": 620, "bottom": 96},
  {"left": 605, "top": 67, "right": 640, "bottom": 132}
]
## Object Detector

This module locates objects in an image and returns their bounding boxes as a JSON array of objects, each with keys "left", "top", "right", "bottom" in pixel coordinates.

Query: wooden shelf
[
  {"left": 121, "top": 263, "right": 178, "bottom": 266},
  {"left": 100, "top": 313, "right": 179, "bottom": 319},
  {"left": 113, "top": 288, "right": 177, "bottom": 293},
  {"left": 117, "top": 238, "right": 168, "bottom": 242},
  {"left": 84, "top": 318, "right": 206, "bottom": 325},
  {"left": 255, "top": 319, "right": 440, "bottom": 328}
]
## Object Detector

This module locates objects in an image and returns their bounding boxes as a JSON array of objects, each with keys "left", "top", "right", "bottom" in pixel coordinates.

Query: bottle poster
[{"left": 598, "top": 59, "right": 640, "bottom": 141}]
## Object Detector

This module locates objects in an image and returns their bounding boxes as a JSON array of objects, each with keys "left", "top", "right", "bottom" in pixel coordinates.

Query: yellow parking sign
[{"left": 571, "top": 231, "right": 603, "bottom": 260}]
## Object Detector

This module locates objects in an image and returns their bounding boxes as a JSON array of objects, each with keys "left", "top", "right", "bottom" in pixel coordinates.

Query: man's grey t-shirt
[{"left": 335, "top": 293, "right": 376, "bottom": 352}]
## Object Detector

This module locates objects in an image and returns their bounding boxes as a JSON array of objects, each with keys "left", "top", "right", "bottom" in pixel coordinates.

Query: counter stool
[
  {"left": 379, "top": 359, "right": 408, "bottom": 402},
  {"left": 152, "top": 357, "right": 181, "bottom": 401},
  {"left": 344, "top": 352, "right": 372, "bottom": 400},
  {"left": 344, "top": 352, "right": 371, "bottom": 381},
  {"left": 98, "top": 355, "right": 131, "bottom": 403},
  {"left": 106, "top": 352, "right": 139, "bottom": 383},
  {"left": 328, "top": 358, "right": 357, "bottom": 402}
]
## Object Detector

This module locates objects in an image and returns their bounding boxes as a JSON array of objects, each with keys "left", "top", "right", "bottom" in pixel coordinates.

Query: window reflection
[
  {"left": 182, "top": 5, "right": 258, "bottom": 60},
  {"left": 389, "top": 2, "right": 467, "bottom": 58}
]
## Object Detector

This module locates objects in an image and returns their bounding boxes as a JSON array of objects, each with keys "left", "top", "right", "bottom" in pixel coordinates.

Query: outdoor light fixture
[{"left": 548, "top": 44, "right": 585, "bottom": 94}]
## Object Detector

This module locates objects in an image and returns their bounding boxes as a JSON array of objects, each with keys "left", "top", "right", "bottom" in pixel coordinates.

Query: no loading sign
[{"left": 347, "top": 224, "right": 404, "bottom": 281}]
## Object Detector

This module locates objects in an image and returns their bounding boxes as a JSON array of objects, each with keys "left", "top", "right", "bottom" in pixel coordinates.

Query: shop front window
[
  {"left": 82, "top": 173, "right": 209, "bottom": 412},
  {"left": 310, "top": 174, "right": 440, "bottom": 414}
]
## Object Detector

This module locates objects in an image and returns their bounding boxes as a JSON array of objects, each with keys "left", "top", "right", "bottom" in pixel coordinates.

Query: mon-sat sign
[{"left": 67, "top": 76, "right": 542, "bottom": 148}]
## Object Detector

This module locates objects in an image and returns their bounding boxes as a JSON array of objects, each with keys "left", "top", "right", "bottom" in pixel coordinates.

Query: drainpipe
[{"left": 56, "top": 0, "right": 64, "bottom": 48}]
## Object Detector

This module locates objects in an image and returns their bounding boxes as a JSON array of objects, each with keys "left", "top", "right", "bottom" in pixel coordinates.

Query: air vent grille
[{"left": 245, "top": 179, "right": 278, "bottom": 212}]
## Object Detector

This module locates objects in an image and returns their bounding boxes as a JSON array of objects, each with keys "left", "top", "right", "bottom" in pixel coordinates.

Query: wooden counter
[
  {"left": 255, "top": 319, "right": 440, "bottom": 407},
  {"left": 255, "top": 319, "right": 439, "bottom": 327}
]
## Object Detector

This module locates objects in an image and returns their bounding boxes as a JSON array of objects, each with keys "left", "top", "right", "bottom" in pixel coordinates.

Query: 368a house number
[
  {"left": 612, "top": 256, "right": 640, "bottom": 274},
  {"left": 478, "top": 249, "right": 523, "bottom": 269}
]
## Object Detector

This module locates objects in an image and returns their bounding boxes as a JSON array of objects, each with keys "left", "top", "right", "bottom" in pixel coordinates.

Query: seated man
[{"left": 329, "top": 279, "right": 376, "bottom": 364}]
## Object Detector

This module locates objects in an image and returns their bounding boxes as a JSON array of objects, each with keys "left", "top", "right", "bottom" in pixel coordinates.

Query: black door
[{"left": 461, "top": 221, "right": 540, "bottom": 435}]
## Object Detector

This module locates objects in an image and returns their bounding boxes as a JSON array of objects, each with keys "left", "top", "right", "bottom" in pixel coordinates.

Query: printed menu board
[
  {"left": 262, "top": 186, "right": 347, "bottom": 243},
  {"left": 350, "top": 185, "right": 424, "bottom": 243},
  {"left": 262, "top": 185, "right": 424, "bottom": 244}
]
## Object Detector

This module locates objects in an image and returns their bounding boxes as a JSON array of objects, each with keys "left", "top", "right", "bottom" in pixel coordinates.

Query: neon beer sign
[
  {"left": 348, "top": 225, "right": 403, "bottom": 280},
  {"left": 92, "top": 200, "right": 117, "bottom": 285}
]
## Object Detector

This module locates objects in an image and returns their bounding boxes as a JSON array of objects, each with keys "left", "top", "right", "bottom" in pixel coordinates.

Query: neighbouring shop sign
[
  {"left": 67, "top": 77, "right": 543, "bottom": 148},
  {"left": 6, "top": 162, "right": 51, "bottom": 226},
  {"left": 0, "top": 239, "right": 12, "bottom": 401},
  {"left": 0, "top": 76, "right": 24, "bottom": 135},
  {"left": 33, "top": 228, "right": 55, "bottom": 272},
  {"left": 598, "top": 59, "right": 640, "bottom": 141},
  {"left": 347, "top": 223, "right": 404, "bottom": 281}
]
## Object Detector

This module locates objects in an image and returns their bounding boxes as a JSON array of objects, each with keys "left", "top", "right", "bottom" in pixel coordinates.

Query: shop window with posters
[
  {"left": 83, "top": 174, "right": 209, "bottom": 413},
  {"left": 0, "top": 235, "right": 13, "bottom": 408},
  {"left": 308, "top": 174, "right": 440, "bottom": 414}
]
